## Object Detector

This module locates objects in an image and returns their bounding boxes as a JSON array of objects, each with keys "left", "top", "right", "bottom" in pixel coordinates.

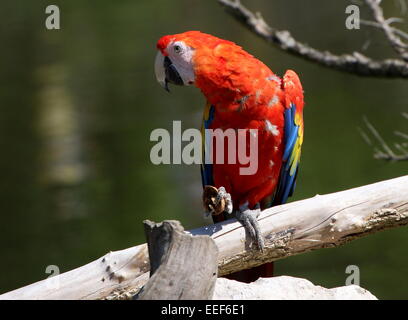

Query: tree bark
[{"left": 135, "top": 220, "right": 218, "bottom": 300}]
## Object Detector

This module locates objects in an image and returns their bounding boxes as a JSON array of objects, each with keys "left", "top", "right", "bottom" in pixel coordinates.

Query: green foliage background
[{"left": 0, "top": 0, "right": 406, "bottom": 298}]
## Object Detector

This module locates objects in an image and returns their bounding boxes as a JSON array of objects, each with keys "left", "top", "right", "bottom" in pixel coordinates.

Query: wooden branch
[
  {"left": 213, "top": 175, "right": 408, "bottom": 275},
  {"left": 1, "top": 175, "right": 407, "bottom": 299},
  {"left": 135, "top": 220, "right": 218, "bottom": 300},
  {"left": 217, "top": 0, "right": 408, "bottom": 78}
]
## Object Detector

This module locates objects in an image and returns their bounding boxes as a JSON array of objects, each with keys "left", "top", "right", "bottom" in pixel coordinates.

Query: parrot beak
[{"left": 155, "top": 52, "right": 184, "bottom": 92}]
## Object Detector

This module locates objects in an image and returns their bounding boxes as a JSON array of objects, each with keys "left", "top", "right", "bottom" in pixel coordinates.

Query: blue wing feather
[
  {"left": 201, "top": 102, "right": 302, "bottom": 209},
  {"left": 201, "top": 104, "right": 215, "bottom": 187},
  {"left": 272, "top": 103, "right": 301, "bottom": 206}
]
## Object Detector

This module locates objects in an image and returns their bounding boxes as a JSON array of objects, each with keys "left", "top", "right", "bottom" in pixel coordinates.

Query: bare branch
[
  {"left": 217, "top": 0, "right": 408, "bottom": 78},
  {"left": 395, "top": 130, "right": 408, "bottom": 140},
  {"left": 360, "top": 19, "right": 408, "bottom": 42},
  {"left": 364, "top": 0, "right": 408, "bottom": 60},
  {"left": 376, "top": 152, "right": 408, "bottom": 161},
  {"left": 363, "top": 116, "right": 408, "bottom": 161},
  {"left": 395, "top": 0, "right": 407, "bottom": 15}
]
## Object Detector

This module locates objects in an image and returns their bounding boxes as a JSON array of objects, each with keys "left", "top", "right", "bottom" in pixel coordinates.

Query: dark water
[{"left": 0, "top": 0, "right": 407, "bottom": 298}]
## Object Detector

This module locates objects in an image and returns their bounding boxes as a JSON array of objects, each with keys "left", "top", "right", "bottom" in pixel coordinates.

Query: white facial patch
[{"left": 167, "top": 41, "right": 195, "bottom": 85}]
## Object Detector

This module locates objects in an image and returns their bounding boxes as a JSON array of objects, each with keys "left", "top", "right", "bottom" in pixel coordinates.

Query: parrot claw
[
  {"left": 236, "top": 202, "right": 265, "bottom": 251},
  {"left": 203, "top": 186, "right": 233, "bottom": 218},
  {"left": 217, "top": 187, "right": 233, "bottom": 214}
]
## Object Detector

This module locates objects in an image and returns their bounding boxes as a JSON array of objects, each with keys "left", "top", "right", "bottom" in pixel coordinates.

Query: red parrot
[{"left": 155, "top": 31, "right": 304, "bottom": 282}]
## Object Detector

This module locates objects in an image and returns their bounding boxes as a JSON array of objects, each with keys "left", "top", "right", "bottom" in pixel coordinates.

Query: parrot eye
[{"left": 174, "top": 45, "right": 182, "bottom": 54}]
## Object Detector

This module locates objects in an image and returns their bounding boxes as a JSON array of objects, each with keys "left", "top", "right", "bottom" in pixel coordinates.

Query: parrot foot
[
  {"left": 203, "top": 186, "right": 233, "bottom": 218},
  {"left": 236, "top": 202, "right": 265, "bottom": 251}
]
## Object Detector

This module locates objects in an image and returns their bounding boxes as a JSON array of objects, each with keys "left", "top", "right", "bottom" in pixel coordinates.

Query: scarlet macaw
[{"left": 155, "top": 31, "right": 304, "bottom": 282}]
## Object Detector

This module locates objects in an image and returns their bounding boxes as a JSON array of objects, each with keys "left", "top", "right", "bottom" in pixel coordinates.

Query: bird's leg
[
  {"left": 203, "top": 186, "right": 233, "bottom": 218},
  {"left": 216, "top": 186, "right": 233, "bottom": 214},
  {"left": 235, "top": 202, "right": 265, "bottom": 250}
]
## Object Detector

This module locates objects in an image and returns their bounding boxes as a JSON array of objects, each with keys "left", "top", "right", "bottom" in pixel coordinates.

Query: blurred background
[{"left": 0, "top": 0, "right": 407, "bottom": 298}]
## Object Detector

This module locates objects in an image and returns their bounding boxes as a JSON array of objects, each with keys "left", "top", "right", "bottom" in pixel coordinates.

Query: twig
[
  {"left": 363, "top": 116, "right": 408, "bottom": 161},
  {"left": 360, "top": 19, "right": 408, "bottom": 42},
  {"left": 364, "top": 0, "right": 408, "bottom": 60},
  {"left": 217, "top": 0, "right": 408, "bottom": 78},
  {"left": 395, "top": 0, "right": 407, "bottom": 15},
  {"left": 395, "top": 130, "right": 408, "bottom": 140}
]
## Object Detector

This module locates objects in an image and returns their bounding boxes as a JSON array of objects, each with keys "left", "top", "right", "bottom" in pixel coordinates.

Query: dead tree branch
[
  {"left": 0, "top": 175, "right": 407, "bottom": 300},
  {"left": 362, "top": 115, "right": 408, "bottom": 161},
  {"left": 360, "top": 19, "right": 408, "bottom": 42},
  {"left": 364, "top": 0, "right": 408, "bottom": 60},
  {"left": 217, "top": 0, "right": 408, "bottom": 78}
]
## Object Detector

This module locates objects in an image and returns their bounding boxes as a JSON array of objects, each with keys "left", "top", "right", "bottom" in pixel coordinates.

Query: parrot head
[
  {"left": 155, "top": 31, "right": 244, "bottom": 94},
  {"left": 155, "top": 31, "right": 205, "bottom": 92}
]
